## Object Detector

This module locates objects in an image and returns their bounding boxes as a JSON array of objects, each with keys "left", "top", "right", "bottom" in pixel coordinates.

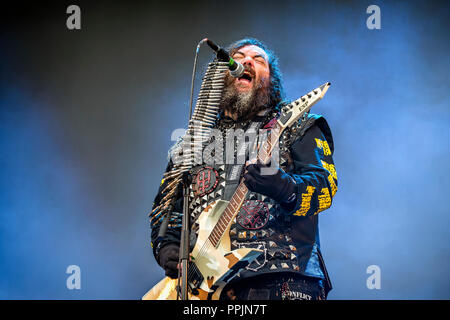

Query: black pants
[{"left": 220, "top": 272, "right": 327, "bottom": 300}]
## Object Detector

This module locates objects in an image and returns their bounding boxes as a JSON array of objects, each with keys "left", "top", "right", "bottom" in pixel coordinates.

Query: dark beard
[{"left": 219, "top": 72, "right": 270, "bottom": 122}]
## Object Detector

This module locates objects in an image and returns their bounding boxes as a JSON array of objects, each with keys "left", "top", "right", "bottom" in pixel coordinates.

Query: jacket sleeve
[
  {"left": 150, "top": 160, "right": 184, "bottom": 262},
  {"left": 282, "top": 117, "right": 338, "bottom": 217}
]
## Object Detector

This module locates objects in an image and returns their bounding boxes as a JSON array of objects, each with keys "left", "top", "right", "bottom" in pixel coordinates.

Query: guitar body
[{"left": 143, "top": 200, "right": 262, "bottom": 300}]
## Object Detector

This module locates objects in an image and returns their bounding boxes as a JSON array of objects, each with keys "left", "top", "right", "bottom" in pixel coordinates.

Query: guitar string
[
  {"left": 185, "top": 182, "right": 247, "bottom": 284},
  {"left": 185, "top": 131, "right": 275, "bottom": 283},
  {"left": 185, "top": 131, "right": 279, "bottom": 287},
  {"left": 185, "top": 125, "right": 266, "bottom": 282},
  {"left": 184, "top": 126, "right": 281, "bottom": 285}
]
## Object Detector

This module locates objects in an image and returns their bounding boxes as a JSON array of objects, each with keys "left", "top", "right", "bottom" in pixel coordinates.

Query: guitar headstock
[{"left": 277, "top": 82, "right": 331, "bottom": 130}]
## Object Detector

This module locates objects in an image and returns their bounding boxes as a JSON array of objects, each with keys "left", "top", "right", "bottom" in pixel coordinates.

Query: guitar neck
[
  {"left": 208, "top": 123, "right": 283, "bottom": 247},
  {"left": 208, "top": 181, "right": 248, "bottom": 247}
]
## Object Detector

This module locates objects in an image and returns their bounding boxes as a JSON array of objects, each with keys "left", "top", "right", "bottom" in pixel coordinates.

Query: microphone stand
[
  {"left": 176, "top": 39, "right": 206, "bottom": 300},
  {"left": 177, "top": 171, "right": 191, "bottom": 300}
]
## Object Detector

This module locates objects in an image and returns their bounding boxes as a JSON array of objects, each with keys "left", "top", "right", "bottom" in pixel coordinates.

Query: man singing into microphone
[{"left": 150, "top": 38, "right": 337, "bottom": 300}]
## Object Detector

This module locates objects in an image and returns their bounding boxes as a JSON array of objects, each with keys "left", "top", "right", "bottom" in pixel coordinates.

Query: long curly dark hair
[{"left": 225, "top": 38, "right": 286, "bottom": 111}]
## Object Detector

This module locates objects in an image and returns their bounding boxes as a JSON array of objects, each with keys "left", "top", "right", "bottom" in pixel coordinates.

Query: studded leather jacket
[{"left": 150, "top": 110, "right": 337, "bottom": 294}]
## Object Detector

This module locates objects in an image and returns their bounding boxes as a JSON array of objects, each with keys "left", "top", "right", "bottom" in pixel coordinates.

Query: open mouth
[{"left": 237, "top": 71, "right": 253, "bottom": 84}]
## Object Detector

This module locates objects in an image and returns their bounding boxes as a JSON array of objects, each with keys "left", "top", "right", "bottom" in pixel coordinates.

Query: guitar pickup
[{"left": 188, "top": 263, "right": 204, "bottom": 289}]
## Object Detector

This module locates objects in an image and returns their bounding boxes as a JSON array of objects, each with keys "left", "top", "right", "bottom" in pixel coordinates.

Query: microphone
[{"left": 205, "top": 39, "right": 244, "bottom": 78}]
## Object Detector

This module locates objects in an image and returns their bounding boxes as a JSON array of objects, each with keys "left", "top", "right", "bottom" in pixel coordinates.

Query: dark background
[{"left": 1, "top": 0, "right": 449, "bottom": 299}]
